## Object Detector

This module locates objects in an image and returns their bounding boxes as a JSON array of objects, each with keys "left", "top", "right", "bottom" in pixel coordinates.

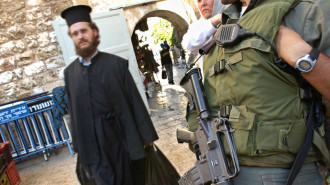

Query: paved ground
[{"left": 15, "top": 64, "right": 196, "bottom": 185}]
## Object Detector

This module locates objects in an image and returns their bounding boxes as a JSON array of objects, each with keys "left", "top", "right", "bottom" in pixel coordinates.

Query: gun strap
[{"left": 285, "top": 101, "right": 316, "bottom": 185}]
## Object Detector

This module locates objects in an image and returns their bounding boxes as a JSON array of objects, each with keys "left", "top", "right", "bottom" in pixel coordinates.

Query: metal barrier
[{"left": 0, "top": 93, "right": 73, "bottom": 161}]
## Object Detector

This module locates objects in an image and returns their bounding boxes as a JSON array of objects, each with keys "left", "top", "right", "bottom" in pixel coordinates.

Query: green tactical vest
[{"left": 203, "top": 0, "right": 329, "bottom": 167}]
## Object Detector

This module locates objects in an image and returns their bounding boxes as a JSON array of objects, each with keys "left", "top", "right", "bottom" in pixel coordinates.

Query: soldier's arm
[{"left": 276, "top": 25, "right": 330, "bottom": 100}]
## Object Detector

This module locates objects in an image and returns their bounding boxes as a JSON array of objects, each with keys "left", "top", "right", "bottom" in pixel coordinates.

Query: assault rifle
[{"left": 177, "top": 67, "right": 239, "bottom": 185}]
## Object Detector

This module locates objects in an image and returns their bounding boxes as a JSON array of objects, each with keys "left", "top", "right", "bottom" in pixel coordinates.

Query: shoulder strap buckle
[{"left": 209, "top": 59, "right": 227, "bottom": 77}]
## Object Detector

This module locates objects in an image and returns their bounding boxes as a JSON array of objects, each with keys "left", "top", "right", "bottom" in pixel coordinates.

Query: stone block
[
  {"left": 2, "top": 0, "right": 25, "bottom": 12},
  {"left": 0, "top": 41, "right": 15, "bottom": 58},
  {"left": 45, "top": 70, "right": 58, "bottom": 82},
  {"left": 20, "top": 50, "right": 34, "bottom": 60},
  {"left": 1, "top": 40, "right": 26, "bottom": 56},
  {"left": 36, "top": 45, "right": 58, "bottom": 60},
  {"left": 33, "top": 73, "right": 46, "bottom": 86},
  {"left": 27, "top": 0, "right": 43, "bottom": 6},
  {"left": 26, "top": 35, "right": 38, "bottom": 49},
  {"left": 17, "top": 60, "right": 34, "bottom": 67},
  {"left": 0, "top": 59, "right": 15, "bottom": 72},
  {"left": 0, "top": 71, "right": 14, "bottom": 85},
  {"left": 19, "top": 77, "right": 35, "bottom": 90},
  {"left": 14, "top": 40, "right": 26, "bottom": 53},
  {"left": 26, "top": 7, "right": 42, "bottom": 21},
  {"left": 37, "top": 20, "right": 53, "bottom": 32},
  {"left": 0, "top": 13, "right": 14, "bottom": 29},
  {"left": 13, "top": 69, "right": 23, "bottom": 79},
  {"left": 24, "top": 61, "right": 46, "bottom": 76},
  {"left": 37, "top": 32, "right": 50, "bottom": 47},
  {"left": 0, "top": 32, "right": 9, "bottom": 44},
  {"left": 23, "top": 24, "right": 37, "bottom": 36},
  {"left": 7, "top": 26, "right": 25, "bottom": 40},
  {"left": 45, "top": 57, "right": 65, "bottom": 70},
  {"left": 14, "top": 12, "right": 26, "bottom": 23},
  {"left": 51, "top": 0, "right": 73, "bottom": 15},
  {"left": 8, "top": 55, "right": 19, "bottom": 66},
  {"left": 1, "top": 82, "right": 17, "bottom": 97},
  {"left": 42, "top": 6, "right": 52, "bottom": 17}
]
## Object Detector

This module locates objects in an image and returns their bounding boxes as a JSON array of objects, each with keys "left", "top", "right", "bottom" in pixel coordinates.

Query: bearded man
[{"left": 61, "top": 5, "right": 158, "bottom": 185}]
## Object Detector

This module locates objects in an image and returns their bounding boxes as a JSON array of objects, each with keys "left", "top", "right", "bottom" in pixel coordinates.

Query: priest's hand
[{"left": 144, "top": 142, "right": 153, "bottom": 148}]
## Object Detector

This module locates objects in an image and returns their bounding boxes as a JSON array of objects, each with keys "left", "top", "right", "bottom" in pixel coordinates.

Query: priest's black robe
[{"left": 64, "top": 51, "right": 159, "bottom": 184}]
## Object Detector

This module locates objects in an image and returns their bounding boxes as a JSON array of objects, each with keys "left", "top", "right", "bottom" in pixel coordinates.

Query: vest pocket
[
  {"left": 223, "top": 38, "right": 272, "bottom": 73},
  {"left": 228, "top": 105, "right": 256, "bottom": 155},
  {"left": 256, "top": 119, "right": 305, "bottom": 155},
  {"left": 227, "top": 105, "right": 306, "bottom": 156}
]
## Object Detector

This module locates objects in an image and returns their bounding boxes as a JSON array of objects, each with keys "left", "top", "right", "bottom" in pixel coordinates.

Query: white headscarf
[{"left": 211, "top": 0, "right": 227, "bottom": 17}]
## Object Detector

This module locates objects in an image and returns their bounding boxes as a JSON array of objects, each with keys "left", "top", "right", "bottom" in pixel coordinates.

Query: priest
[{"left": 61, "top": 5, "right": 159, "bottom": 185}]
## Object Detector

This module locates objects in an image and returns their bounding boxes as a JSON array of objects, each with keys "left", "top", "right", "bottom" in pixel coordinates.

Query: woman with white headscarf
[{"left": 181, "top": 0, "right": 227, "bottom": 72}]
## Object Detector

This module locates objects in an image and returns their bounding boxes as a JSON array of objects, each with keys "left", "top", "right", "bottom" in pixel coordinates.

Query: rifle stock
[{"left": 177, "top": 68, "right": 239, "bottom": 185}]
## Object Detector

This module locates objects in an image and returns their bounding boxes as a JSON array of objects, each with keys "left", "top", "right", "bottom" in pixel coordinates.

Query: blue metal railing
[{"left": 0, "top": 94, "right": 73, "bottom": 161}]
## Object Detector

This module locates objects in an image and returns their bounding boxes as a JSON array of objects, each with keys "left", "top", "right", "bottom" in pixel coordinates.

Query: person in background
[
  {"left": 179, "top": 47, "right": 186, "bottom": 69},
  {"left": 61, "top": 5, "right": 158, "bottom": 185},
  {"left": 181, "top": 0, "right": 227, "bottom": 73},
  {"left": 170, "top": 44, "right": 180, "bottom": 65},
  {"left": 163, "top": 40, "right": 170, "bottom": 50},
  {"left": 160, "top": 43, "right": 174, "bottom": 85}
]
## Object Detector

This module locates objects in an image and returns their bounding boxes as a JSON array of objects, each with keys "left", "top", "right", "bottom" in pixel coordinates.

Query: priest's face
[{"left": 69, "top": 22, "right": 99, "bottom": 58}]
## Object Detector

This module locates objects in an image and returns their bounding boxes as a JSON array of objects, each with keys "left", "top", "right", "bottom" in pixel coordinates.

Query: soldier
[{"left": 198, "top": 0, "right": 330, "bottom": 184}]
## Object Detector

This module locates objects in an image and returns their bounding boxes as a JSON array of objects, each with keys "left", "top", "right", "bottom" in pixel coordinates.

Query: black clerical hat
[{"left": 61, "top": 5, "right": 92, "bottom": 27}]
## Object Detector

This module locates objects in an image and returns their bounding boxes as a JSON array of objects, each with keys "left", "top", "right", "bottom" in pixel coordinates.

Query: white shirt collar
[
  {"left": 240, "top": 6, "right": 248, "bottom": 17},
  {"left": 78, "top": 50, "right": 99, "bottom": 67}
]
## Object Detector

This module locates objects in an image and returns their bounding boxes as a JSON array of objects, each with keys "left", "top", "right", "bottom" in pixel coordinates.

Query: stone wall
[{"left": 0, "top": 0, "right": 73, "bottom": 104}]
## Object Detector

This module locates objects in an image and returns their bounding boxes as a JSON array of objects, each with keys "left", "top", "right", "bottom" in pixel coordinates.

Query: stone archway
[
  {"left": 123, "top": 0, "right": 196, "bottom": 40},
  {"left": 136, "top": 10, "right": 189, "bottom": 42},
  {"left": 123, "top": 0, "right": 195, "bottom": 96}
]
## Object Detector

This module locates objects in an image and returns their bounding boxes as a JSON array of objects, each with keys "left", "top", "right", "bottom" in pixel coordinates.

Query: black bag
[
  {"left": 162, "top": 70, "right": 167, "bottom": 79},
  {"left": 145, "top": 145, "right": 180, "bottom": 185}
]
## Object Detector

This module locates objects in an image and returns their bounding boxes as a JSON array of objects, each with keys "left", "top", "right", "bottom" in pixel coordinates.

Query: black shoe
[{"left": 169, "top": 81, "right": 175, "bottom": 85}]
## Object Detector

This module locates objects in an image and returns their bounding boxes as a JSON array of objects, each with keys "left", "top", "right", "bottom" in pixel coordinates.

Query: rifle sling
[{"left": 285, "top": 101, "right": 316, "bottom": 185}]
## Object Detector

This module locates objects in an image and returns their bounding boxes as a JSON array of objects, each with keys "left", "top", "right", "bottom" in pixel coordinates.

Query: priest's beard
[{"left": 75, "top": 35, "right": 100, "bottom": 58}]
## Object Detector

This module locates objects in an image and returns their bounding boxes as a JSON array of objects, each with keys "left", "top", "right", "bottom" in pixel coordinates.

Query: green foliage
[{"left": 152, "top": 19, "right": 178, "bottom": 46}]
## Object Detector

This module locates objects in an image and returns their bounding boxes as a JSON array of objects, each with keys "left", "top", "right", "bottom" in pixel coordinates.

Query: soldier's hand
[{"left": 211, "top": 13, "right": 222, "bottom": 28}]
